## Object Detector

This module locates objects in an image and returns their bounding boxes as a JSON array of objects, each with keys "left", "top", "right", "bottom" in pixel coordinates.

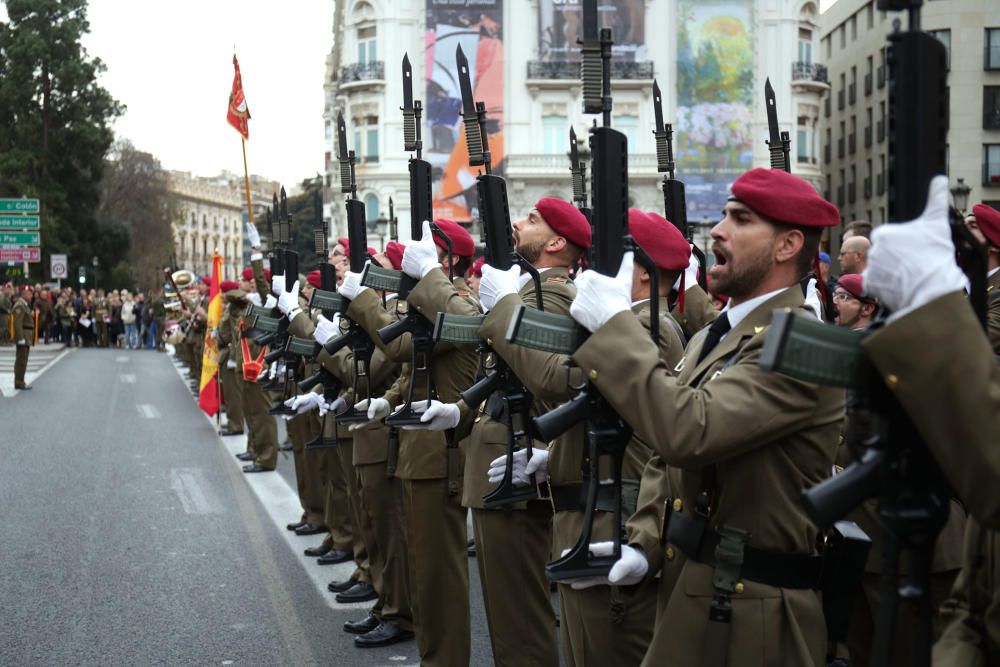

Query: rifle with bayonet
[
  {"left": 430, "top": 43, "right": 546, "bottom": 507},
  {"left": 359, "top": 53, "right": 451, "bottom": 427},
  {"left": 265, "top": 187, "right": 301, "bottom": 414},
  {"left": 764, "top": 78, "right": 791, "bottom": 173},
  {"left": 652, "top": 78, "right": 707, "bottom": 291},
  {"left": 568, "top": 126, "right": 594, "bottom": 269},
  {"left": 759, "top": 5, "right": 986, "bottom": 663},
  {"left": 314, "top": 112, "right": 378, "bottom": 427},
  {"left": 504, "top": 2, "right": 660, "bottom": 580}
]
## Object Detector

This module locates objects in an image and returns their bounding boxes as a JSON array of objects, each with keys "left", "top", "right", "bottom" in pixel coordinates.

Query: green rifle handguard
[
  {"left": 505, "top": 305, "right": 587, "bottom": 355},
  {"left": 759, "top": 310, "right": 872, "bottom": 390},
  {"left": 287, "top": 335, "right": 320, "bottom": 357},
  {"left": 250, "top": 314, "right": 281, "bottom": 334},
  {"left": 362, "top": 265, "right": 403, "bottom": 293},
  {"left": 433, "top": 313, "right": 485, "bottom": 345},
  {"left": 246, "top": 304, "right": 272, "bottom": 320}
]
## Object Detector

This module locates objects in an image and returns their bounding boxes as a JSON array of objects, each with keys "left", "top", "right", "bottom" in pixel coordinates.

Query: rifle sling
[{"left": 666, "top": 512, "right": 822, "bottom": 590}]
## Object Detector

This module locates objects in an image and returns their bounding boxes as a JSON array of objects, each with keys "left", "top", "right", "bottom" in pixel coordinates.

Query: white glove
[
  {"left": 401, "top": 221, "right": 440, "bottom": 279},
  {"left": 339, "top": 269, "right": 368, "bottom": 301},
  {"left": 401, "top": 400, "right": 461, "bottom": 430},
  {"left": 674, "top": 247, "right": 699, "bottom": 292},
  {"left": 267, "top": 361, "right": 282, "bottom": 381},
  {"left": 570, "top": 252, "right": 633, "bottom": 333},
  {"left": 347, "top": 397, "right": 391, "bottom": 431},
  {"left": 313, "top": 314, "right": 339, "bottom": 345},
  {"left": 245, "top": 222, "right": 261, "bottom": 249},
  {"left": 318, "top": 396, "right": 346, "bottom": 416},
  {"left": 487, "top": 447, "right": 549, "bottom": 485},
  {"left": 479, "top": 264, "right": 521, "bottom": 313},
  {"left": 277, "top": 280, "right": 300, "bottom": 316},
  {"left": 803, "top": 277, "right": 822, "bottom": 321},
  {"left": 864, "top": 175, "right": 967, "bottom": 321},
  {"left": 286, "top": 392, "right": 324, "bottom": 414},
  {"left": 226, "top": 359, "right": 237, "bottom": 369},
  {"left": 246, "top": 292, "right": 261, "bottom": 307},
  {"left": 270, "top": 275, "right": 286, "bottom": 296},
  {"left": 263, "top": 294, "right": 277, "bottom": 309},
  {"left": 16, "top": 339, "right": 26, "bottom": 345},
  {"left": 562, "top": 543, "right": 650, "bottom": 590}
]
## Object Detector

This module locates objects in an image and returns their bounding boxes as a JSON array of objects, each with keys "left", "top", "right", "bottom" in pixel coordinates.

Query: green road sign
[
  {"left": 0, "top": 215, "right": 40, "bottom": 230},
  {"left": 0, "top": 231, "right": 41, "bottom": 246},
  {"left": 0, "top": 199, "right": 40, "bottom": 214}
]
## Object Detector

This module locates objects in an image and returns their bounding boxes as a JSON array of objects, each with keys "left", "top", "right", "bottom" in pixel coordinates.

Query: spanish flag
[{"left": 198, "top": 252, "right": 224, "bottom": 416}]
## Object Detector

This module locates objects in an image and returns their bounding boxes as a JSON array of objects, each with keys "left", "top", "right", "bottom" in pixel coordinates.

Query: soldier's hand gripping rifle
[
  {"left": 652, "top": 79, "right": 707, "bottom": 291},
  {"left": 759, "top": 7, "right": 986, "bottom": 664},
  {"left": 313, "top": 112, "right": 378, "bottom": 427},
  {"left": 360, "top": 54, "right": 447, "bottom": 427},
  {"left": 431, "top": 44, "right": 546, "bottom": 507}
]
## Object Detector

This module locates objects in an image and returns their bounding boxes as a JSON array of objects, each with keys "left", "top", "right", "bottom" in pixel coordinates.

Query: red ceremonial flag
[
  {"left": 227, "top": 54, "right": 251, "bottom": 140},
  {"left": 198, "top": 252, "right": 224, "bottom": 416}
]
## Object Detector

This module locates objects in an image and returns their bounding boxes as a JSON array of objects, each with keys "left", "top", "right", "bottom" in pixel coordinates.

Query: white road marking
[
  {"left": 116, "top": 356, "right": 129, "bottom": 363},
  {"left": 169, "top": 468, "right": 220, "bottom": 515},
  {"left": 137, "top": 403, "right": 160, "bottom": 419},
  {"left": 120, "top": 373, "right": 136, "bottom": 384}
]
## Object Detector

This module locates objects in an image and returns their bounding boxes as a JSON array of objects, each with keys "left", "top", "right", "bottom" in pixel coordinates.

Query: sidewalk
[{"left": 0, "top": 342, "right": 71, "bottom": 397}]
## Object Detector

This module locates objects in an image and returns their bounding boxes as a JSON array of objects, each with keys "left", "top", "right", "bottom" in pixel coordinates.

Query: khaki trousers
[
  {"left": 402, "top": 478, "right": 470, "bottom": 667},
  {"left": 220, "top": 363, "right": 245, "bottom": 432},
  {"left": 288, "top": 413, "right": 326, "bottom": 526},
  {"left": 558, "top": 576, "right": 658, "bottom": 667},
  {"left": 14, "top": 344, "right": 29, "bottom": 386},
  {"left": 322, "top": 439, "right": 355, "bottom": 556},
  {"left": 336, "top": 441, "right": 370, "bottom": 582},
  {"left": 358, "top": 462, "right": 412, "bottom": 630},
  {"left": 241, "top": 380, "right": 277, "bottom": 470},
  {"left": 472, "top": 503, "right": 558, "bottom": 667}
]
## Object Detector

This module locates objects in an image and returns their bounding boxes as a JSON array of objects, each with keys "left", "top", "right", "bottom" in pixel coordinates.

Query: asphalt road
[{"left": 0, "top": 348, "right": 501, "bottom": 666}]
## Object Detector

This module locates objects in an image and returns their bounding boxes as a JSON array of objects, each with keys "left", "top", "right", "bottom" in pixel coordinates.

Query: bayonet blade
[
  {"left": 337, "top": 112, "right": 349, "bottom": 162},
  {"left": 569, "top": 126, "right": 579, "bottom": 166},
  {"left": 402, "top": 54, "right": 413, "bottom": 110},
  {"left": 456, "top": 44, "right": 485, "bottom": 166},
  {"left": 337, "top": 112, "right": 353, "bottom": 193},
  {"left": 280, "top": 186, "right": 288, "bottom": 221},
  {"left": 764, "top": 77, "right": 782, "bottom": 145},
  {"left": 652, "top": 79, "right": 665, "bottom": 133}
]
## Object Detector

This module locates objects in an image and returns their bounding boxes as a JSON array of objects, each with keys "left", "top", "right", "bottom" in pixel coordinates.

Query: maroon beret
[
  {"left": 241, "top": 266, "right": 271, "bottom": 282},
  {"left": 535, "top": 197, "right": 592, "bottom": 249},
  {"left": 199, "top": 275, "right": 211, "bottom": 285},
  {"left": 972, "top": 204, "right": 1000, "bottom": 247},
  {"left": 335, "top": 237, "right": 349, "bottom": 255},
  {"left": 220, "top": 280, "right": 239, "bottom": 293},
  {"left": 432, "top": 219, "right": 475, "bottom": 258},
  {"left": 306, "top": 270, "right": 322, "bottom": 288},
  {"left": 470, "top": 256, "right": 485, "bottom": 278},
  {"left": 385, "top": 241, "right": 406, "bottom": 270},
  {"left": 634, "top": 210, "right": 691, "bottom": 272},
  {"left": 837, "top": 273, "right": 875, "bottom": 303},
  {"left": 731, "top": 168, "right": 840, "bottom": 228}
]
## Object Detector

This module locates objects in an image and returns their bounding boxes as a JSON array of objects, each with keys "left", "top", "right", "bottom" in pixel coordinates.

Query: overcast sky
[{"left": 79, "top": 0, "right": 332, "bottom": 187}]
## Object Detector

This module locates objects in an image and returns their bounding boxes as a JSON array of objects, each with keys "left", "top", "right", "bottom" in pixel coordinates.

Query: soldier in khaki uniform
[
  {"left": 217, "top": 281, "right": 246, "bottom": 437},
  {"left": 0, "top": 283, "right": 12, "bottom": 345},
  {"left": 94, "top": 289, "right": 108, "bottom": 347},
  {"left": 556, "top": 168, "right": 843, "bottom": 666},
  {"left": 340, "top": 219, "right": 479, "bottom": 667},
  {"left": 11, "top": 285, "right": 34, "bottom": 390}
]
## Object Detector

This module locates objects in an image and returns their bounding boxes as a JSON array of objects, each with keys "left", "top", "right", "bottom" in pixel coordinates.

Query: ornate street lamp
[{"left": 950, "top": 177, "right": 972, "bottom": 216}]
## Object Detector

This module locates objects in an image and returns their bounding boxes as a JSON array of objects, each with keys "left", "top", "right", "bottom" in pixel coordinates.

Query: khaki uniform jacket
[
  {"left": 12, "top": 298, "right": 33, "bottom": 345},
  {"left": 669, "top": 283, "right": 718, "bottom": 341},
  {"left": 348, "top": 274, "right": 479, "bottom": 480},
  {"left": 572, "top": 287, "right": 843, "bottom": 666},
  {"left": 413, "top": 268, "right": 573, "bottom": 509},
  {"left": 862, "top": 292, "right": 1000, "bottom": 528}
]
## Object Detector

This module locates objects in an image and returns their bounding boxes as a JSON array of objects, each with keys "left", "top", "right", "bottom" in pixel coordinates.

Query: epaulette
[{"left": 545, "top": 277, "right": 568, "bottom": 284}]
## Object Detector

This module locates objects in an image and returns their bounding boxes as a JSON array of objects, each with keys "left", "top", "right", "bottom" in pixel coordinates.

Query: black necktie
[{"left": 696, "top": 312, "right": 732, "bottom": 364}]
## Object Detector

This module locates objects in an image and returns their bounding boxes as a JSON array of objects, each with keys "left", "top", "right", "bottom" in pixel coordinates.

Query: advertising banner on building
[
  {"left": 425, "top": 0, "right": 504, "bottom": 222},
  {"left": 536, "top": 0, "right": 645, "bottom": 63},
  {"left": 676, "top": 0, "right": 755, "bottom": 221}
]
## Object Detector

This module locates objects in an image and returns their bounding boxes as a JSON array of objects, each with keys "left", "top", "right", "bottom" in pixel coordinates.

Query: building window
[
  {"left": 364, "top": 193, "right": 379, "bottom": 227},
  {"left": 357, "top": 26, "right": 376, "bottom": 65},
  {"left": 798, "top": 29, "right": 812, "bottom": 64},
  {"left": 850, "top": 15, "right": 857, "bottom": 42},
  {"left": 929, "top": 29, "right": 950, "bottom": 70},
  {"left": 542, "top": 115, "right": 568, "bottom": 154},
  {"left": 985, "top": 86, "right": 1000, "bottom": 129},
  {"left": 352, "top": 116, "right": 379, "bottom": 163},
  {"left": 866, "top": 2, "right": 874, "bottom": 29},
  {"left": 986, "top": 144, "right": 1000, "bottom": 186},
  {"left": 797, "top": 127, "right": 808, "bottom": 163},
  {"left": 987, "top": 29, "right": 1000, "bottom": 70},
  {"left": 615, "top": 115, "right": 638, "bottom": 149}
]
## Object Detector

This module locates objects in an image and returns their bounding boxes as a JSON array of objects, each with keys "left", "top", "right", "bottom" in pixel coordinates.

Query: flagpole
[{"left": 241, "top": 138, "right": 254, "bottom": 225}]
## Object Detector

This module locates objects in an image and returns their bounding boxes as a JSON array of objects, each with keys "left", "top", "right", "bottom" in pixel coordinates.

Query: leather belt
[{"left": 667, "top": 512, "right": 822, "bottom": 590}]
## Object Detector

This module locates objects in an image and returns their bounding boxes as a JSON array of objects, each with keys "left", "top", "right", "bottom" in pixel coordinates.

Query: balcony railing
[
  {"left": 985, "top": 163, "right": 1000, "bottom": 186},
  {"left": 340, "top": 61, "right": 385, "bottom": 83},
  {"left": 791, "top": 62, "right": 829, "bottom": 83},
  {"left": 526, "top": 60, "right": 654, "bottom": 80},
  {"left": 507, "top": 152, "right": 660, "bottom": 173},
  {"left": 985, "top": 109, "right": 1000, "bottom": 130}
]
